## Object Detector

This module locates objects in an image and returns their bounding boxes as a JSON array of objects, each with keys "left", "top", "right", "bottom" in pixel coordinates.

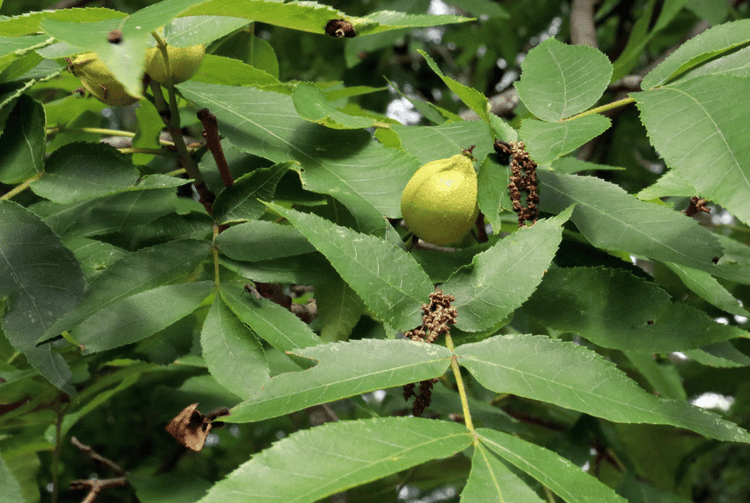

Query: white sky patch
[
  {"left": 386, "top": 97, "right": 421, "bottom": 125},
  {"left": 711, "top": 209, "right": 734, "bottom": 226},
  {"left": 428, "top": 0, "right": 451, "bottom": 15},
  {"left": 362, "top": 389, "right": 387, "bottom": 404},
  {"left": 205, "top": 432, "right": 220, "bottom": 447},
  {"left": 421, "top": 27, "right": 444, "bottom": 43},
  {"left": 691, "top": 392, "right": 734, "bottom": 412}
]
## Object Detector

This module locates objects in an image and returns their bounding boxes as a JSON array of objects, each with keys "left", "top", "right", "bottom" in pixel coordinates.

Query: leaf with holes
[{"left": 228, "top": 340, "right": 451, "bottom": 422}]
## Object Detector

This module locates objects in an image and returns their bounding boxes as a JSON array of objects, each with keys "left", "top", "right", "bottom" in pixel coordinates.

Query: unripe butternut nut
[
  {"left": 400, "top": 150, "right": 479, "bottom": 246},
  {"left": 145, "top": 43, "right": 205, "bottom": 84},
  {"left": 69, "top": 52, "right": 140, "bottom": 107}
]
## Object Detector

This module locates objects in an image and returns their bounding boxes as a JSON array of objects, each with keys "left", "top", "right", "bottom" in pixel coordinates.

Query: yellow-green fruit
[
  {"left": 145, "top": 43, "right": 205, "bottom": 84},
  {"left": 400, "top": 152, "right": 479, "bottom": 246},
  {"left": 69, "top": 52, "right": 140, "bottom": 107}
]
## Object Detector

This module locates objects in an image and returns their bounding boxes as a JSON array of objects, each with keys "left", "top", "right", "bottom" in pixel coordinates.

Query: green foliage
[{"left": 1, "top": 1, "right": 750, "bottom": 502}]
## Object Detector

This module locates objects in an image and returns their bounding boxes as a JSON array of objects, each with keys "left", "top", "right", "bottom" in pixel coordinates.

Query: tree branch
[
  {"left": 570, "top": 0, "right": 598, "bottom": 47},
  {"left": 71, "top": 437, "right": 125, "bottom": 475}
]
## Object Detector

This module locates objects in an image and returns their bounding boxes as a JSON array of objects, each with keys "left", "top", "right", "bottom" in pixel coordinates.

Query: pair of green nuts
[{"left": 69, "top": 38, "right": 206, "bottom": 107}]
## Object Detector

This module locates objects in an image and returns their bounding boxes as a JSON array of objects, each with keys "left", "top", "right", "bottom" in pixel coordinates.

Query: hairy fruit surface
[
  {"left": 400, "top": 152, "right": 479, "bottom": 246},
  {"left": 69, "top": 52, "right": 140, "bottom": 107},
  {"left": 145, "top": 43, "right": 205, "bottom": 84}
]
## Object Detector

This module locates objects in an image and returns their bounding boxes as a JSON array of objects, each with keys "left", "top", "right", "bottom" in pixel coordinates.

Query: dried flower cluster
[
  {"left": 403, "top": 378, "right": 439, "bottom": 417},
  {"left": 495, "top": 140, "right": 539, "bottom": 227},
  {"left": 404, "top": 290, "right": 458, "bottom": 344},
  {"left": 403, "top": 290, "right": 457, "bottom": 416}
]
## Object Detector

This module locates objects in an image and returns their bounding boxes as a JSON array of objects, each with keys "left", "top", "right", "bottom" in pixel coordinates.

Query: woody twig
[
  {"left": 69, "top": 436, "right": 128, "bottom": 503},
  {"left": 197, "top": 108, "right": 233, "bottom": 188}
]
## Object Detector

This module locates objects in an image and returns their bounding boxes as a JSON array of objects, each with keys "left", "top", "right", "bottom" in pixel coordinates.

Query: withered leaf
[{"left": 165, "top": 403, "right": 230, "bottom": 451}]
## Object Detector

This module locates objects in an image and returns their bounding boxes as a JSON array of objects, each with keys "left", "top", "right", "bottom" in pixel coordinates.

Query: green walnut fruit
[
  {"left": 400, "top": 150, "right": 479, "bottom": 246},
  {"left": 145, "top": 42, "right": 205, "bottom": 84},
  {"left": 69, "top": 52, "right": 141, "bottom": 107}
]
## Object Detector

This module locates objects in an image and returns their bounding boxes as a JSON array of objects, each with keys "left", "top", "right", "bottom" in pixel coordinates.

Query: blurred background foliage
[{"left": 2, "top": 0, "right": 750, "bottom": 501}]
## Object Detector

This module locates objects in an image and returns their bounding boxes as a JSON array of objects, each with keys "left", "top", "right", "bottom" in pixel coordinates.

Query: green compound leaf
[
  {"left": 636, "top": 170, "right": 696, "bottom": 200},
  {"left": 269, "top": 204, "right": 433, "bottom": 331},
  {"left": 201, "top": 297, "right": 269, "bottom": 399},
  {"left": 665, "top": 262, "right": 750, "bottom": 318},
  {"left": 679, "top": 45, "right": 750, "bottom": 81},
  {"left": 39, "top": 239, "right": 211, "bottom": 344},
  {"left": 538, "top": 170, "right": 722, "bottom": 271},
  {"left": 0, "top": 8, "right": 125, "bottom": 37},
  {"left": 34, "top": 188, "right": 180, "bottom": 241},
  {"left": 0, "top": 454, "right": 25, "bottom": 503},
  {"left": 197, "top": 417, "right": 472, "bottom": 503},
  {"left": 551, "top": 157, "right": 625, "bottom": 174},
  {"left": 179, "top": 81, "right": 419, "bottom": 235},
  {"left": 220, "top": 253, "right": 336, "bottom": 285},
  {"left": 41, "top": 17, "right": 152, "bottom": 99},
  {"left": 38, "top": 3, "right": 238, "bottom": 97},
  {"left": 521, "top": 114, "right": 611, "bottom": 164},
  {"left": 358, "top": 10, "right": 474, "bottom": 35},
  {"left": 443, "top": 208, "right": 571, "bottom": 333},
  {"left": 0, "top": 94, "right": 45, "bottom": 184},
  {"left": 456, "top": 334, "right": 750, "bottom": 442},
  {"left": 193, "top": 54, "right": 281, "bottom": 88},
  {"left": 316, "top": 277, "right": 364, "bottom": 343},
  {"left": 221, "top": 283, "right": 320, "bottom": 353},
  {"left": 462, "top": 444, "right": 545, "bottom": 502},
  {"left": 610, "top": 0, "right": 688, "bottom": 82},
  {"left": 229, "top": 340, "right": 451, "bottom": 422},
  {"left": 419, "top": 49, "right": 490, "bottom": 123},
  {"left": 522, "top": 266, "right": 747, "bottom": 352},
  {"left": 216, "top": 220, "right": 314, "bottom": 262},
  {"left": 0, "top": 200, "right": 84, "bottom": 395},
  {"left": 515, "top": 38, "right": 612, "bottom": 122},
  {"left": 131, "top": 472, "right": 212, "bottom": 503},
  {"left": 31, "top": 143, "right": 140, "bottom": 204},
  {"left": 634, "top": 75, "right": 750, "bottom": 226},
  {"left": 212, "top": 162, "right": 290, "bottom": 224},
  {"left": 478, "top": 428, "right": 628, "bottom": 503},
  {"left": 445, "top": 0, "right": 508, "bottom": 18},
  {"left": 477, "top": 155, "right": 512, "bottom": 229},
  {"left": 625, "top": 351, "right": 686, "bottom": 400},
  {"left": 0, "top": 34, "right": 53, "bottom": 59},
  {"left": 293, "top": 83, "right": 379, "bottom": 129},
  {"left": 182, "top": 0, "right": 473, "bottom": 37},
  {"left": 393, "top": 120, "right": 495, "bottom": 166},
  {"left": 75, "top": 281, "right": 214, "bottom": 353},
  {"left": 641, "top": 19, "right": 750, "bottom": 89},
  {"left": 153, "top": 15, "right": 250, "bottom": 48},
  {"left": 684, "top": 341, "right": 750, "bottom": 368}
]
